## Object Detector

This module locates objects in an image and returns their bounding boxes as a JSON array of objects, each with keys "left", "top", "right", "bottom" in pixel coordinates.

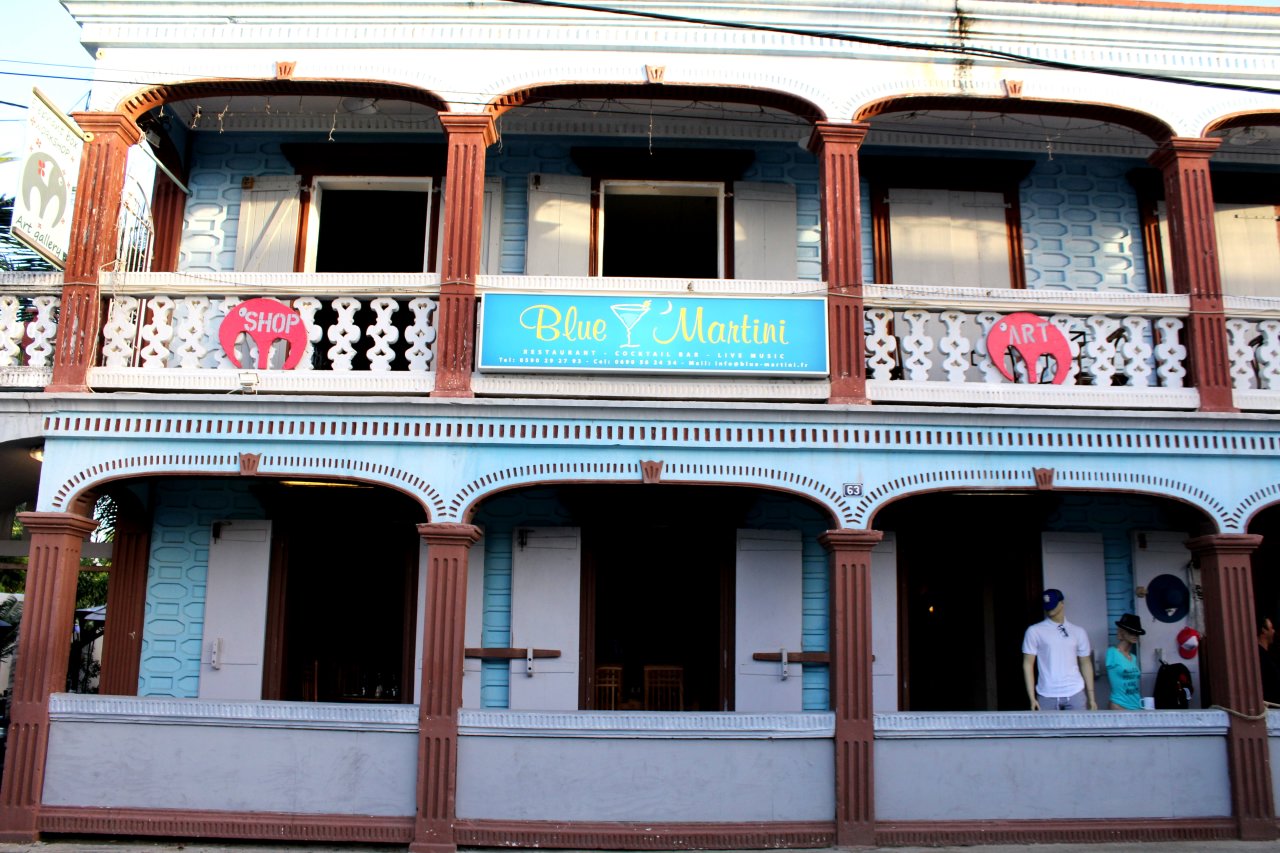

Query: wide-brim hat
[{"left": 1115, "top": 613, "right": 1146, "bottom": 636}]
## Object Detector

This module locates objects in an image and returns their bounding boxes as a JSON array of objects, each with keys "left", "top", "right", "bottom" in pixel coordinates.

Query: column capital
[
  {"left": 819, "top": 528, "right": 884, "bottom": 553},
  {"left": 1148, "top": 136, "right": 1222, "bottom": 169},
  {"left": 437, "top": 112, "right": 499, "bottom": 147},
  {"left": 69, "top": 111, "right": 143, "bottom": 147},
  {"left": 807, "top": 120, "right": 871, "bottom": 153},
  {"left": 15, "top": 511, "right": 98, "bottom": 539},
  {"left": 1185, "top": 533, "right": 1263, "bottom": 557},
  {"left": 416, "top": 522, "right": 482, "bottom": 548}
]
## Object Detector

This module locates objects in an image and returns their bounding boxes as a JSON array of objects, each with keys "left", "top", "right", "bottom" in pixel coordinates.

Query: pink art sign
[
  {"left": 986, "top": 312, "right": 1073, "bottom": 385},
  {"left": 219, "top": 297, "right": 308, "bottom": 370}
]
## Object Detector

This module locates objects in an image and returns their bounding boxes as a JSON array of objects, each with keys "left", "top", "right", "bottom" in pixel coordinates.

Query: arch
[
  {"left": 116, "top": 78, "right": 449, "bottom": 122},
  {"left": 858, "top": 471, "right": 1224, "bottom": 532},
  {"left": 49, "top": 454, "right": 443, "bottom": 522},
  {"left": 452, "top": 460, "right": 848, "bottom": 528},
  {"left": 488, "top": 81, "right": 826, "bottom": 124},
  {"left": 1202, "top": 109, "right": 1280, "bottom": 136},
  {"left": 853, "top": 94, "right": 1175, "bottom": 143}
]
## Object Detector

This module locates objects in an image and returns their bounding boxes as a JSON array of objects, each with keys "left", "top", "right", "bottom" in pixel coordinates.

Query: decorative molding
[
  {"left": 1033, "top": 467, "right": 1055, "bottom": 490},
  {"left": 458, "top": 709, "right": 835, "bottom": 739},
  {"left": 238, "top": 452, "right": 261, "bottom": 476},
  {"left": 875, "top": 817, "right": 1237, "bottom": 847},
  {"left": 38, "top": 805, "right": 412, "bottom": 843},
  {"left": 645, "top": 65, "right": 666, "bottom": 84},
  {"left": 640, "top": 459, "right": 664, "bottom": 484},
  {"left": 274, "top": 61, "right": 295, "bottom": 79},
  {"left": 455, "top": 819, "right": 834, "bottom": 850},
  {"left": 48, "top": 694, "right": 418, "bottom": 732},
  {"left": 873, "top": 710, "right": 1230, "bottom": 739},
  {"left": 1003, "top": 79, "right": 1023, "bottom": 98}
]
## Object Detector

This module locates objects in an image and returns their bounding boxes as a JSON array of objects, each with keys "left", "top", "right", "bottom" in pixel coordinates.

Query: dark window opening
[
  {"left": 315, "top": 189, "right": 428, "bottom": 273},
  {"left": 601, "top": 193, "right": 719, "bottom": 278}
]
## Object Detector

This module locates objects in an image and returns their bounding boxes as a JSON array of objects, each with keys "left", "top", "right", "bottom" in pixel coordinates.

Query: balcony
[{"left": 6, "top": 269, "right": 1272, "bottom": 412}]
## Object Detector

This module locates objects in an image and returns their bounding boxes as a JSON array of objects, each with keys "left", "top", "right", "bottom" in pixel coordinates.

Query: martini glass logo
[{"left": 610, "top": 299, "right": 652, "bottom": 348}]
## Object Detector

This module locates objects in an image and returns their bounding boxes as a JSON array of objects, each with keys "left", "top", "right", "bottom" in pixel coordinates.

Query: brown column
[
  {"left": 0, "top": 511, "right": 97, "bottom": 841},
  {"left": 1148, "top": 138, "right": 1235, "bottom": 413},
  {"left": 819, "top": 528, "right": 883, "bottom": 846},
  {"left": 48, "top": 112, "right": 143, "bottom": 393},
  {"left": 432, "top": 114, "right": 497, "bottom": 399},
  {"left": 97, "top": 509, "right": 151, "bottom": 695},
  {"left": 149, "top": 175, "right": 186, "bottom": 273},
  {"left": 1186, "top": 534, "right": 1277, "bottom": 840},
  {"left": 809, "top": 122, "right": 871, "bottom": 405},
  {"left": 410, "top": 522, "right": 482, "bottom": 853}
]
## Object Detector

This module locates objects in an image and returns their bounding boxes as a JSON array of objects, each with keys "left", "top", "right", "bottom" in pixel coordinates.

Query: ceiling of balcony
[{"left": 150, "top": 95, "right": 1280, "bottom": 162}]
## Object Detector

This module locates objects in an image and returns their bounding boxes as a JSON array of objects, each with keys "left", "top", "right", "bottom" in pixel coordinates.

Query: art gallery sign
[
  {"left": 478, "top": 292, "right": 828, "bottom": 376},
  {"left": 11, "top": 89, "right": 88, "bottom": 268}
]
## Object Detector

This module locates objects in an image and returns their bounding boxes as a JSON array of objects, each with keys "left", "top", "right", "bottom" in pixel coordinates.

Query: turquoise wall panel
[{"left": 138, "top": 481, "right": 263, "bottom": 697}]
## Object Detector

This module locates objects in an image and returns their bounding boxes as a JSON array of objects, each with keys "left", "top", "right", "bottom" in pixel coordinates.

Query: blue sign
[{"left": 477, "top": 293, "right": 828, "bottom": 376}]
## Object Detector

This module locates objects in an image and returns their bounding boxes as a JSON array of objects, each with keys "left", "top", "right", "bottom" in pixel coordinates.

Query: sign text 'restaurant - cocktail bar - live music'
[{"left": 478, "top": 293, "right": 829, "bottom": 376}]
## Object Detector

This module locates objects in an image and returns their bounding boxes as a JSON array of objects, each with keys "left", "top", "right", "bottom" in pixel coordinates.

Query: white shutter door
[
  {"left": 508, "top": 527, "right": 581, "bottom": 710},
  {"left": 735, "top": 529, "right": 803, "bottom": 712},
  {"left": 734, "top": 182, "right": 796, "bottom": 280},
  {"left": 199, "top": 520, "right": 271, "bottom": 700},
  {"left": 481, "top": 176, "right": 504, "bottom": 275},
  {"left": 889, "top": 188, "right": 1011, "bottom": 288},
  {"left": 1132, "top": 531, "right": 1201, "bottom": 705},
  {"left": 462, "top": 538, "right": 486, "bottom": 708},
  {"left": 870, "top": 532, "right": 898, "bottom": 712},
  {"left": 1040, "top": 532, "right": 1107, "bottom": 704},
  {"left": 525, "top": 174, "right": 591, "bottom": 276},
  {"left": 1214, "top": 203, "right": 1280, "bottom": 297},
  {"left": 233, "top": 175, "right": 301, "bottom": 272}
]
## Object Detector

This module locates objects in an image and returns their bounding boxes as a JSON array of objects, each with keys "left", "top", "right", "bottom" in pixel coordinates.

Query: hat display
[
  {"left": 1115, "top": 613, "right": 1146, "bottom": 636},
  {"left": 1042, "top": 588, "right": 1065, "bottom": 611},
  {"left": 1177, "top": 626, "right": 1201, "bottom": 659},
  {"left": 1144, "top": 573, "right": 1190, "bottom": 623}
]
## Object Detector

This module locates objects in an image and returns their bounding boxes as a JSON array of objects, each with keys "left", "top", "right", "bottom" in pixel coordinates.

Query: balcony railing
[{"left": 5, "top": 272, "right": 1280, "bottom": 411}]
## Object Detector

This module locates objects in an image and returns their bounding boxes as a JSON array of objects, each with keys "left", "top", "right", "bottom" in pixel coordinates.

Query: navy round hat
[{"left": 1042, "top": 588, "right": 1065, "bottom": 610}]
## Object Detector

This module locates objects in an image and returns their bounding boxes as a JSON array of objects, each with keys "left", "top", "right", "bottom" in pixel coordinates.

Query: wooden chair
[
  {"left": 643, "top": 664, "right": 684, "bottom": 711},
  {"left": 594, "top": 664, "right": 623, "bottom": 710}
]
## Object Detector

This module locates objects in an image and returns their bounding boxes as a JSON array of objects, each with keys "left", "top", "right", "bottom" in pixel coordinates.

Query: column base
[
  {"left": 0, "top": 805, "right": 39, "bottom": 842},
  {"left": 408, "top": 841, "right": 456, "bottom": 853},
  {"left": 1238, "top": 816, "right": 1280, "bottom": 841}
]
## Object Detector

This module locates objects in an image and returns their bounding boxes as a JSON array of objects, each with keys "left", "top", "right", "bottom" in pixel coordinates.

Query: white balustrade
[
  {"left": 863, "top": 305, "right": 1185, "bottom": 391},
  {"left": 0, "top": 291, "right": 60, "bottom": 385}
]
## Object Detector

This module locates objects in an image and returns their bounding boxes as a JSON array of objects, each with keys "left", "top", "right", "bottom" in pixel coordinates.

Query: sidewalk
[{"left": 1, "top": 842, "right": 1280, "bottom": 853}]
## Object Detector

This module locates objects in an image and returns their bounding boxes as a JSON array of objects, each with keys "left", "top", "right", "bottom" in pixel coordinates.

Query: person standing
[
  {"left": 1258, "top": 615, "right": 1280, "bottom": 706},
  {"left": 1022, "top": 588, "right": 1097, "bottom": 711},
  {"left": 1106, "top": 613, "right": 1145, "bottom": 710}
]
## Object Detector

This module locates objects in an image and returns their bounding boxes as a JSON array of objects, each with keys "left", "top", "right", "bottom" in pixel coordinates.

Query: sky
[{"left": 3, "top": 0, "right": 1280, "bottom": 195}]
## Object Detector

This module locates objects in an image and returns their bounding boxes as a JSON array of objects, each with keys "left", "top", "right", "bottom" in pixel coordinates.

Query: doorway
[
  {"left": 261, "top": 483, "right": 422, "bottom": 703},
  {"left": 574, "top": 487, "right": 738, "bottom": 711},
  {"left": 882, "top": 493, "right": 1050, "bottom": 711}
]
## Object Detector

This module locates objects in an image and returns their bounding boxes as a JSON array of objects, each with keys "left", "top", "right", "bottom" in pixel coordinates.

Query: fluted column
[
  {"left": 0, "top": 511, "right": 97, "bottom": 841},
  {"left": 819, "top": 528, "right": 883, "bottom": 846},
  {"left": 433, "top": 114, "right": 497, "bottom": 399},
  {"left": 97, "top": 509, "right": 151, "bottom": 695},
  {"left": 1149, "top": 138, "right": 1235, "bottom": 413},
  {"left": 48, "top": 113, "right": 142, "bottom": 393},
  {"left": 1186, "top": 534, "right": 1276, "bottom": 840},
  {"left": 410, "top": 522, "right": 482, "bottom": 853},
  {"left": 809, "top": 122, "right": 871, "bottom": 405}
]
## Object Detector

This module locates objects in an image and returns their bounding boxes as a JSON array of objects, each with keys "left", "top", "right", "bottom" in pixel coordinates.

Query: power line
[{"left": 495, "top": 0, "right": 1280, "bottom": 98}]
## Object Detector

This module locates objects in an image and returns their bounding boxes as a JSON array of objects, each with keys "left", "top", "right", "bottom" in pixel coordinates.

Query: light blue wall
[
  {"left": 1021, "top": 157, "right": 1149, "bottom": 293},
  {"left": 180, "top": 135, "right": 294, "bottom": 272},
  {"left": 138, "top": 481, "right": 264, "bottom": 697},
  {"left": 471, "top": 488, "right": 573, "bottom": 708}
]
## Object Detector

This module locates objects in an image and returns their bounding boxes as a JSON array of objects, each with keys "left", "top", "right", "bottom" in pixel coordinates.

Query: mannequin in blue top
[{"left": 1106, "top": 613, "right": 1145, "bottom": 710}]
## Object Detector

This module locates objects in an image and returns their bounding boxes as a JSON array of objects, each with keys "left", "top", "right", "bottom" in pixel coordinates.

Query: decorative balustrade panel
[
  {"left": 0, "top": 283, "right": 61, "bottom": 387},
  {"left": 92, "top": 289, "right": 439, "bottom": 394}
]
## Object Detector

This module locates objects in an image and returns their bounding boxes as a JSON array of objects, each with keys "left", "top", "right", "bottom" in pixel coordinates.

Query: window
[
  {"left": 599, "top": 181, "right": 723, "bottom": 278},
  {"left": 301, "top": 177, "right": 433, "bottom": 273}
]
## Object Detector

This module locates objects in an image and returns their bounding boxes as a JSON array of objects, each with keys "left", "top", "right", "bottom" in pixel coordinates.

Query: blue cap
[{"left": 1042, "top": 588, "right": 1065, "bottom": 610}]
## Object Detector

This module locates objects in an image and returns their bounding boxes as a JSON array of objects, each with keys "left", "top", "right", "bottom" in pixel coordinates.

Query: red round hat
[{"left": 1176, "top": 626, "right": 1201, "bottom": 659}]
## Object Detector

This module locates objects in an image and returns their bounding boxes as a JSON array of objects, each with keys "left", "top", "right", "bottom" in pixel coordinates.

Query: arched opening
[
  {"left": 468, "top": 483, "right": 835, "bottom": 712},
  {"left": 875, "top": 490, "right": 1211, "bottom": 712},
  {"left": 1248, "top": 502, "right": 1280, "bottom": 686}
]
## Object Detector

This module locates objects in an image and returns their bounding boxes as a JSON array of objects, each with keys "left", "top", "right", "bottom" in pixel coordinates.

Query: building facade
[{"left": 1, "top": 0, "right": 1279, "bottom": 848}]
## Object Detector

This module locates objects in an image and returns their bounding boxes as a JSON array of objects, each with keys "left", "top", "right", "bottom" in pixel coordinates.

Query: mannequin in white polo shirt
[{"left": 1022, "top": 588, "right": 1096, "bottom": 711}]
